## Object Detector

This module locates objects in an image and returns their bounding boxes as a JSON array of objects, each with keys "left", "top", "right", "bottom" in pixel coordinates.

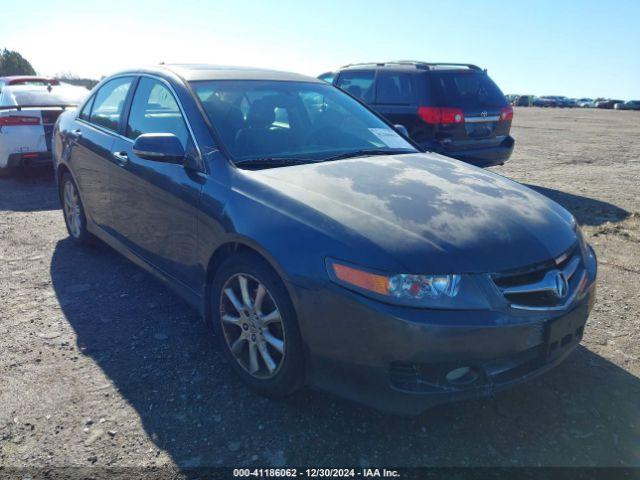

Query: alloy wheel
[
  {"left": 63, "top": 180, "right": 82, "bottom": 239},
  {"left": 219, "top": 273, "right": 286, "bottom": 379}
]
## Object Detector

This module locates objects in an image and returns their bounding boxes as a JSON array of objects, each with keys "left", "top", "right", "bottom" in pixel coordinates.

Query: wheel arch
[
  {"left": 203, "top": 238, "right": 301, "bottom": 326},
  {"left": 55, "top": 163, "right": 72, "bottom": 203}
]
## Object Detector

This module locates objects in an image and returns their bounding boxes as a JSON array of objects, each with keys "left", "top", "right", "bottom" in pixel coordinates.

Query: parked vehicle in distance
[
  {"left": 0, "top": 76, "right": 60, "bottom": 93},
  {"left": 512, "top": 95, "right": 532, "bottom": 107},
  {"left": 576, "top": 98, "right": 595, "bottom": 108},
  {"left": 596, "top": 99, "right": 624, "bottom": 109},
  {"left": 533, "top": 96, "right": 556, "bottom": 107},
  {"left": 320, "top": 61, "right": 515, "bottom": 168},
  {"left": 0, "top": 83, "right": 88, "bottom": 177},
  {"left": 53, "top": 65, "right": 597, "bottom": 415},
  {"left": 614, "top": 100, "right": 640, "bottom": 110},
  {"left": 539, "top": 96, "right": 575, "bottom": 108},
  {"left": 506, "top": 95, "right": 534, "bottom": 107}
]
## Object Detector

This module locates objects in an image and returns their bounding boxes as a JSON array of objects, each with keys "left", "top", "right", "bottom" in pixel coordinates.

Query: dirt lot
[{"left": 1, "top": 107, "right": 639, "bottom": 472}]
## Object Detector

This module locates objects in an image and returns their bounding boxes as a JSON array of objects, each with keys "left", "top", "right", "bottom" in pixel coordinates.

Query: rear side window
[
  {"left": 376, "top": 72, "right": 414, "bottom": 105},
  {"left": 318, "top": 72, "right": 335, "bottom": 84},
  {"left": 429, "top": 71, "right": 506, "bottom": 108},
  {"left": 90, "top": 77, "right": 133, "bottom": 132},
  {"left": 336, "top": 70, "right": 375, "bottom": 103},
  {"left": 126, "top": 77, "right": 189, "bottom": 147},
  {"left": 79, "top": 96, "right": 95, "bottom": 121}
]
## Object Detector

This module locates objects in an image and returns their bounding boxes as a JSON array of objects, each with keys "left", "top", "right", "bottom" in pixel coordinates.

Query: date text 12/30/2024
[{"left": 233, "top": 468, "right": 401, "bottom": 478}]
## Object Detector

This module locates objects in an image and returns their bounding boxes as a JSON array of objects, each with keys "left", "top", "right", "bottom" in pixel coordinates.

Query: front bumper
[
  {"left": 421, "top": 135, "right": 515, "bottom": 168},
  {"left": 293, "top": 251, "right": 596, "bottom": 415}
]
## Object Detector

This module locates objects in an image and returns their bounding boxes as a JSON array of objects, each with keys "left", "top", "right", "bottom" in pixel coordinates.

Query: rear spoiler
[{"left": 0, "top": 104, "right": 78, "bottom": 111}]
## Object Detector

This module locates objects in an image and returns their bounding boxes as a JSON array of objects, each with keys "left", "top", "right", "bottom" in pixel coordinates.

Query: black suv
[{"left": 319, "top": 61, "right": 515, "bottom": 167}]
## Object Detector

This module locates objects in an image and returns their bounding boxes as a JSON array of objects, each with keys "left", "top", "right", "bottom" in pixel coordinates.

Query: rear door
[
  {"left": 428, "top": 70, "right": 510, "bottom": 150},
  {"left": 109, "top": 76, "right": 203, "bottom": 289},
  {"left": 70, "top": 77, "right": 134, "bottom": 229}
]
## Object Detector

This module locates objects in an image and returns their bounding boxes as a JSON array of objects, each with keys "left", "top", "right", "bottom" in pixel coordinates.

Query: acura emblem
[
  {"left": 553, "top": 271, "right": 569, "bottom": 298},
  {"left": 481, "top": 110, "right": 488, "bottom": 118}
]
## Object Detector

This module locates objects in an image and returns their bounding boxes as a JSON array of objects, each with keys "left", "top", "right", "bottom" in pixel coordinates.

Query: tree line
[{"left": 0, "top": 48, "right": 99, "bottom": 88}]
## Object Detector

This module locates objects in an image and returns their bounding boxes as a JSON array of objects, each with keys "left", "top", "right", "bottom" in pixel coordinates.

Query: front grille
[{"left": 491, "top": 244, "right": 585, "bottom": 310}]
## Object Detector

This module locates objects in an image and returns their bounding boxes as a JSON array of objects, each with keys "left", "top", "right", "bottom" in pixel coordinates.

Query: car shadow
[
  {"left": 525, "top": 184, "right": 630, "bottom": 226},
  {"left": 50, "top": 238, "right": 640, "bottom": 468},
  {"left": 0, "top": 166, "right": 59, "bottom": 212}
]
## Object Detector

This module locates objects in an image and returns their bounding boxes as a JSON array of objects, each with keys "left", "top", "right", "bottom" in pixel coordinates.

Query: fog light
[{"left": 445, "top": 366, "right": 479, "bottom": 385}]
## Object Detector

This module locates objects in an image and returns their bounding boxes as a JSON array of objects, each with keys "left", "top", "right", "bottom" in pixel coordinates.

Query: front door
[{"left": 109, "top": 76, "right": 203, "bottom": 290}]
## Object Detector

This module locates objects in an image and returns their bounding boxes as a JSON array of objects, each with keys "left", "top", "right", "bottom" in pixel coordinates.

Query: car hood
[{"left": 245, "top": 153, "right": 577, "bottom": 274}]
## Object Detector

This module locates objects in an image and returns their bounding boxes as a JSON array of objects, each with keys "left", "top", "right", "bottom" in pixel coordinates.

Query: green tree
[{"left": 0, "top": 49, "right": 36, "bottom": 76}]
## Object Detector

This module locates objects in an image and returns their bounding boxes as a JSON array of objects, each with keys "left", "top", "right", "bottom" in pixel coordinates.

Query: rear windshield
[
  {"left": 428, "top": 71, "right": 507, "bottom": 108},
  {"left": 0, "top": 84, "right": 88, "bottom": 108}
]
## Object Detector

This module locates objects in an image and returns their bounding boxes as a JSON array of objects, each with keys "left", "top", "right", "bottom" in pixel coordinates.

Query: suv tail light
[
  {"left": 499, "top": 106, "right": 514, "bottom": 122},
  {"left": 418, "top": 106, "right": 464, "bottom": 125},
  {"left": 0, "top": 115, "right": 41, "bottom": 127}
]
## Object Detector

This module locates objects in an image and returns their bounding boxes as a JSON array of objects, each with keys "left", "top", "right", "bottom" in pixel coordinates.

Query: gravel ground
[{"left": 0, "top": 107, "right": 639, "bottom": 472}]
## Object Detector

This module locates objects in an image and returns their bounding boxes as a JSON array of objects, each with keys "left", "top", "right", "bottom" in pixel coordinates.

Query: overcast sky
[{"left": 2, "top": 0, "right": 639, "bottom": 99}]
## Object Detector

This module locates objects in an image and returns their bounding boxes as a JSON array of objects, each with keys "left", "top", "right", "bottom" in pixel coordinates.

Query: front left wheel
[{"left": 210, "top": 253, "right": 305, "bottom": 397}]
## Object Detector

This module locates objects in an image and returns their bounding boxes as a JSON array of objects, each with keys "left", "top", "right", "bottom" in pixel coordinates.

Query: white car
[{"left": 0, "top": 83, "right": 88, "bottom": 177}]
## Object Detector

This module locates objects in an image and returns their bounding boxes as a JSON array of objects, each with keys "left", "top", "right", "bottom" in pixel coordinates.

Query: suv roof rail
[
  {"left": 340, "top": 62, "right": 387, "bottom": 68},
  {"left": 341, "top": 61, "right": 483, "bottom": 71}
]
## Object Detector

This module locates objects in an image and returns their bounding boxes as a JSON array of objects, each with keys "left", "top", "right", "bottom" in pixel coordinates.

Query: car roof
[{"left": 113, "top": 64, "right": 323, "bottom": 83}]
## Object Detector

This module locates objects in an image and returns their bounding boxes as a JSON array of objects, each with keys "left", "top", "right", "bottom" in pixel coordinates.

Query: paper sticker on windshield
[{"left": 368, "top": 128, "right": 411, "bottom": 148}]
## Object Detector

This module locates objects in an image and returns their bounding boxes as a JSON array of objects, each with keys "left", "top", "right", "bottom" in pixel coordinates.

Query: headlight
[
  {"left": 573, "top": 222, "right": 591, "bottom": 258},
  {"left": 326, "top": 259, "right": 490, "bottom": 309}
]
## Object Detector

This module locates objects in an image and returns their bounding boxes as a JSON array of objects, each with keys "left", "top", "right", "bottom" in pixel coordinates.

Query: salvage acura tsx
[{"left": 53, "top": 65, "right": 597, "bottom": 414}]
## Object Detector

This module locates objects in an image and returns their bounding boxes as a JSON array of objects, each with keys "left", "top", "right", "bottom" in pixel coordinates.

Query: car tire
[
  {"left": 0, "top": 165, "right": 16, "bottom": 178},
  {"left": 60, "top": 172, "right": 94, "bottom": 246},
  {"left": 210, "top": 252, "right": 305, "bottom": 397}
]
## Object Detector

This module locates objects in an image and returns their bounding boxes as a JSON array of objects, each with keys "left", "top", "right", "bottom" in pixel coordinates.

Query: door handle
[
  {"left": 112, "top": 151, "right": 129, "bottom": 166},
  {"left": 69, "top": 128, "right": 82, "bottom": 139}
]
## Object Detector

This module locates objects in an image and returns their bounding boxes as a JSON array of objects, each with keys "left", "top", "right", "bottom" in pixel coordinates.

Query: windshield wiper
[
  {"left": 318, "top": 148, "right": 415, "bottom": 163},
  {"left": 234, "top": 157, "right": 314, "bottom": 169}
]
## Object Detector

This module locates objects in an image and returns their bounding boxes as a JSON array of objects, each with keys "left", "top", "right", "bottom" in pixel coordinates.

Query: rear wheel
[
  {"left": 0, "top": 165, "right": 16, "bottom": 178},
  {"left": 60, "top": 172, "right": 93, "bottom": 245},
  {"left": 211, "top": 253, "right": 305, "bottom": 397}
]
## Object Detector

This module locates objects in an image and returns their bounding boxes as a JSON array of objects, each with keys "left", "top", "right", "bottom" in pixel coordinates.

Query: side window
[
  {"left": 376, "top": 73, "right": 414, "bottom": 105},
  {"left": 90, "top": 77, "right": 133, "bottom": 132},
  {"left": 126, "top": 77, "right": 189, "bottom": 148},
  {"left": 79, "top": 95, "right": 95, "bottom": 121},
  {"left": 318, "top": 72, "right": 335, "bottom": 84},
  {"left": 336, "top": 70, "right": 376, "bottom": 103}
]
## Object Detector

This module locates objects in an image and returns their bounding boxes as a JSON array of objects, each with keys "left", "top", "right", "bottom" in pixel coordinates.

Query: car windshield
[
  {"left": 190, "top": 80, "right": 416, "bottom": 164},
  {"left": 0, "top": 84, "right": 88, "bottom": 108}
]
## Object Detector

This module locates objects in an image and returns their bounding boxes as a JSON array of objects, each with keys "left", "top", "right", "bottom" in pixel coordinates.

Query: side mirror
[
  {"left": 133, "top": 133, "right": 185, "bottom": 164},
  {"left": 394, "top": 124, "right": 409, "bottom": 138}
]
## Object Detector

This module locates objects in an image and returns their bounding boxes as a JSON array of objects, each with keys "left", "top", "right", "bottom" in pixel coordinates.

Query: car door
[
  {"left": 69, "top": 77, "right": 134, "bottom": 229},
  {"left": 109, "top": 76, "right": 203, "bottom": 290},
  {"left": 373, "top": 71, "right": 422, "bottom": 136}
]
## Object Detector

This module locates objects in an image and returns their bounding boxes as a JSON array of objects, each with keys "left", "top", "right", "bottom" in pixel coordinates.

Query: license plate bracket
[{"left": 544, "top": 305, "right": 588, "bottom": 361}]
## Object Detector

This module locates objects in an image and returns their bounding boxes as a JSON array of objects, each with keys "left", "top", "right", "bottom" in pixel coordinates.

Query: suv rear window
[{"left": 429, "top": 71, "right": 506, "bottom": 108}]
